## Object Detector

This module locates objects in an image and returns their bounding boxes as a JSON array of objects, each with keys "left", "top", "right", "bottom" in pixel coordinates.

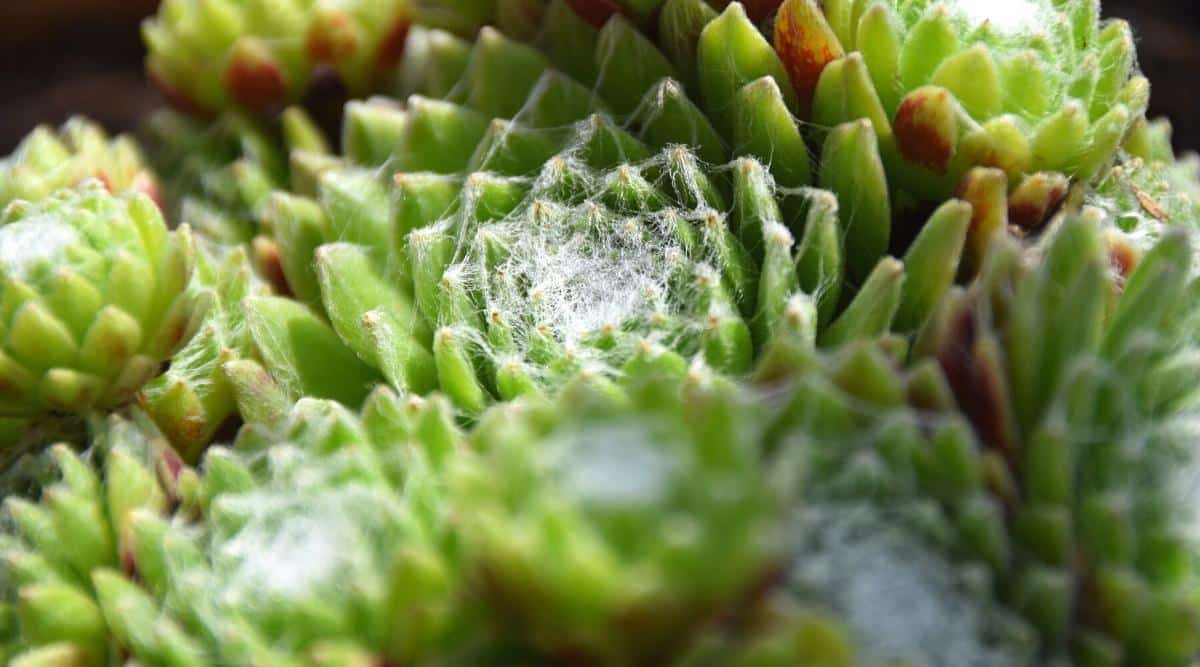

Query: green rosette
[
  {"left": 0, "top": 118, "right": 161, "bottom": 210},
  {"left": 0, "top": 185, "right": 202, "bottom": 420}
]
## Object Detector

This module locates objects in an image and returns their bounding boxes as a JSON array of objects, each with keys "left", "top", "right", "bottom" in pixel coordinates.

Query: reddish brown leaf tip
[
  {"left": 225, "top": 42, "right": 288, "bottom": 110},
  {"left": 307, "top": 11, "right": 361, "bottom": 62},
  {"left": 1008, "top": 173, "right": 1069, "bottom": 230},
  {"left": 895, "top": 89, "right": 957, "bottom": 174},
  {"left": 774, "top": 0, "right": 843, "bottom": 112},
  {"left": 376, "top": 19, "right": 412, "bottom": 73}
]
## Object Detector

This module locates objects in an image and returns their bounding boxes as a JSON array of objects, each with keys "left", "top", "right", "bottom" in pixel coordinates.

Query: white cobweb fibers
[
  {"left": 547, "top": 416, "right": 682, "bottom": 509},
  {"left": 789, "top": 507, "right": 1034, "bottom": 667},
  {"left": 424, "top": 134, "right": 735, "bottom": 388},
  {"left": 0, "top": 217, "right": 80, "bottom": 284},
  {"left": 212, "top": 490, "right": 363, "bottom": 601},
  {"left": 192, "top": 444, "right": 407, "bottom": 648},
  {"left": 486, "top": 198, "right": 676, "bottom": 346}
]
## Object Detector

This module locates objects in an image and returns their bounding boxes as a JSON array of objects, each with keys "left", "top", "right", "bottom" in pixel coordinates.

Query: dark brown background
[{"left": 0, "top": 1, "right": 1196, "bottom": 153}]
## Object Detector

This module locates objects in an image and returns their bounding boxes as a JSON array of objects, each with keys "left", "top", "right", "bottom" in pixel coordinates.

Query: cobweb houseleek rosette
[
  {"left": 0, "top": 391, "right": 465, "bottom": 666},
  {"left": 0, "top": 184, "right": 202, "bottom": 420},
  {"left": 772, "top": 0, "right": 1148, "bottom": 201},
  {"left": 0, "top": 118, "right": 161, "bottom": 210},
  {"left": 0, "top": 411, "right": 199, "bottom": 666},
  {"left": 446, "top": 362, "right": 788, "bottom": 664},
  {"left": 748, "top": 202, "right": 1200, "bottom": 664},
  {"left": 253, "top": 129, "right": 976, "bottom": 415},
  {"left": 147, "top": 393, "right": 468, "bottom": 666},
  {"left": 236, "top": 14, "right": 1000, "bottom": 413},
  {"left": 752, "top": 337, "right": 1039, "bottom": 665},
  {"left": 908, "top": 208, "right": 1200, "bottom": 664}
]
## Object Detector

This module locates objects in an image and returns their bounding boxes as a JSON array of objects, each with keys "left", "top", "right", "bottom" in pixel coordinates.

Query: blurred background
[{"left": 1, "top": 0, "right": 1197, "bottom": 153}]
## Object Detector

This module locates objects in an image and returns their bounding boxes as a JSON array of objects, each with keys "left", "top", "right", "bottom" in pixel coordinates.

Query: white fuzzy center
[
  {"left": 953, "top": 0, "right": 1044, "bottom": 33},
  {"left": 0, "top": 218, "right": 79, "bottom": 281}
]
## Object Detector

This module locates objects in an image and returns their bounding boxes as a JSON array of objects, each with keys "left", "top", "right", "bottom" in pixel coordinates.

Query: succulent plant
[
  {"left": 154, "top": 392, "right": 468, "bottom": 666},
  {"left": 0, "top": 411, "right": 197, "bottom": 666},
  {"left": 0, "top": 118, "right": 161, "bottom": 210},
  {"left": 772, "top": 0, "right": 1147, "bottom": 198},
  {"left": 722, "top": 200, "right": 1200, "bottom": 665},
  {"left": 254, "top": 133, "right": 977, "bottom": 414},
  {"left": 449, "top": 361, "right": 783, "bottom": 663},
  {"left": 0, "top": 391, "right": 455, "bottom": 666},
  {"left": 909, "top": 209, "right": 1200, "bottom": 664},
  {"left": 0, "top": 184, "right": 202, "bottom": 420},
  {"left": 142, "top": 0, "right": 501, "bottom": 114},
  {"left": 3, "top": 0, "right": 1200, "bottom": 664},
  {"left": 237, "top": 11, "right": 1007, "bottom": 413}
]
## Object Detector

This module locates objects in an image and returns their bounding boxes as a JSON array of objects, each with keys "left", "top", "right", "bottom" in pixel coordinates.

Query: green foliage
[{"left": 4, "top": 1, "right": 1200, "bottom": 665}]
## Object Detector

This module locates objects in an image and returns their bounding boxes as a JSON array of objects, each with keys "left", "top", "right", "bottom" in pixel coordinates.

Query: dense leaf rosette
[
  {"left": 0, "top": 118, "right": 160, "bottom": 210},
  {"left": 773, "top": 0, "right": 1147, "bottom": 199},
  {"left": 0, "top": 185, "right": 201, "bottom": 417},
  {"left": 142, "top": 0, "right": 498, "bottom": 113}
]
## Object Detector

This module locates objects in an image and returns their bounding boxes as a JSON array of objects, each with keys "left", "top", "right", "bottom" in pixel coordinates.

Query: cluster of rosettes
[
  {"left": 2, "top": 0, "right": 1200, "bottom": 666},
  {"left": 0, "top": 351, "right": 877, "bottom": 665},
  {"left": 8, "top": 227, "right": 1198, "bottom": 663}
]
